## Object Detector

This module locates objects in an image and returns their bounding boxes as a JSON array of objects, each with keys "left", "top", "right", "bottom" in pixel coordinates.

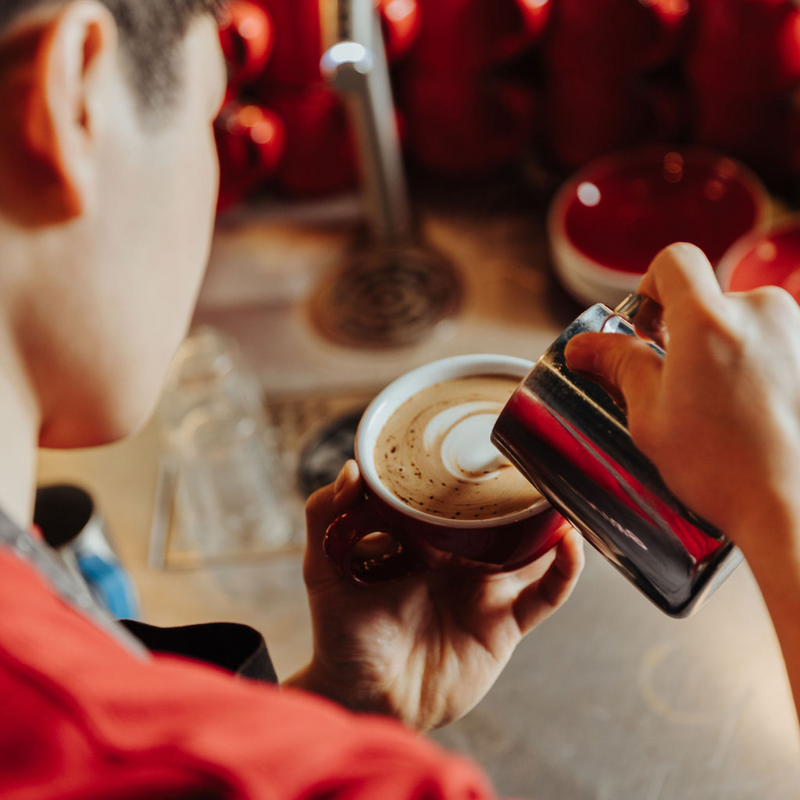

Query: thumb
[
  {"left": 303, "top": 460, "right": 363, "bottom": 581},
  {"left": 564, "top": 332, "right": 663, "bottom": 421}
]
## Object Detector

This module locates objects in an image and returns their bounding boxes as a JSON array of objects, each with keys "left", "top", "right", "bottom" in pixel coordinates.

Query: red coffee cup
[
  {"left": 256, "top": 0, "right": 420, "bottom": 88},
  {"left": 400, "top": 73, "right": 537, "bottom": 174},
  {"left": 253, "top": 0, "right": 325, "bottom": 86},
  {"left": 717, "top": 215, "right": 800, "bottom": 304},
  {"left": 686, "top": 0, "right": 800, "bottom": 96},
  {"left": 379, "top": 0, "right": 422, "bottom": 60},
  {"left": 545, "top": 0, "right": 687, "bottom": 75},
  {"left": 218, "top": 0, "right": 274, "bottom": 89},
  {"left": 543, "top": 73, "right": 655, "bottom": 169},
  {"left": 266, "top": 85, "right": 358, "bottom": 196},
  {"left": 324, "top": 355, "right": 569, "bottom": 585},
  {"left": 410, "top": 0, "right": 550, "bottom": 75},
  {"left": 685, "top": 0, "right": 800, "bottom": 180}
]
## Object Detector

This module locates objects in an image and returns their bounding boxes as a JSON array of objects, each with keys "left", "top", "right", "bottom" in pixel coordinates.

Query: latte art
[
  {"left": 425, "top": 402, "right": 509, "bottom": 482},
  {"left": 375, "top": 375, "right": 542, "bottom": 520}
]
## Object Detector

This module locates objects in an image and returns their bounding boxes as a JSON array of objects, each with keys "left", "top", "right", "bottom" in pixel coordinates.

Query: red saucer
[
  {"left": 717, "top": 216, "right": 800, "bottom": 303},
  {"left": 548, "top": 146, "right": 769, "bottom": 307}
]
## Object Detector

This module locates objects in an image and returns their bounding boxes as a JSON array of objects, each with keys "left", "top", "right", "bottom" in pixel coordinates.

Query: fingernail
[{"left": 333, "top": 464, "right": 349, "bottom": 495}]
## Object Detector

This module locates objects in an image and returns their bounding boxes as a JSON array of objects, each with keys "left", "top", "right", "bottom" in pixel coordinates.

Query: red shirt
[{"left": 0, "top": 550, "right": 497, "bottom": 799}]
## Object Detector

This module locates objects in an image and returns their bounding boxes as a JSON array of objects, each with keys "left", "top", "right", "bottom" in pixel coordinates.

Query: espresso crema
[{"left": 375, "top": 375, "right": 542, "bottom": 520}]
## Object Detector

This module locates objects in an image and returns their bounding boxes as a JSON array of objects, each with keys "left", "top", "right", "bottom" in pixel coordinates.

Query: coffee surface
[{"left": 375, "top": 375, "right": 542, "bottom": 520}]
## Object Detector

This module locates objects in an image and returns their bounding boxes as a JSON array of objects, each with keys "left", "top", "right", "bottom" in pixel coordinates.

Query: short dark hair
[{"left": 0, "top": 0, "right": 224, "bottom": 120}]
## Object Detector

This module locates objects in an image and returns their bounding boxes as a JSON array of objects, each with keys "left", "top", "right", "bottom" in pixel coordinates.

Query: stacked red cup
[
  {"left": 542, "top": 0, "right": 689, "bottom": 170},
  {"left": 685, "top": 0, "right": 800, "bottom": 186},
  {"left": 249, "top": 0, "right": 352, "bottom": 195},
  {"left": 215, "top": 0, "right": 286, "bottom": 211},
  {"left": 398, "top": 0, "right": 549, "bottom": 175},
  {"left": 250, "top": 0, "right": 420, "bottom": 196}
]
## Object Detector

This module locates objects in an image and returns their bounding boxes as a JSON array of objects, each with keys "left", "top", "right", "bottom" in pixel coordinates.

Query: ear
[{"left": 0, "top": 0, "right": 117, "bottom": 226}]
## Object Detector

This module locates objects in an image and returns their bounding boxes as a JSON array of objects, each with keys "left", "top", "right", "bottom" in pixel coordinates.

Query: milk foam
[
  {"left": 374, "top": 374, "right": 542, "bottom": 520},
  {"left": 424, "top": 402, "right": 510, "bottom": 482}
]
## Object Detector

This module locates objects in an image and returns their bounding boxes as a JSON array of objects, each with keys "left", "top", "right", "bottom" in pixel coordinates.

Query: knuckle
[
  {"left": 653, "top": 242, "right": 705, "bottom": 275},
  {"left": 747, "top": 284, "right": 798, "bottom": 318},
  {"left": 706, "top": 321, "right": 746, "bottom": 364},
  {"left": 683, "top": 292, "right": 725, "bottom": 325},
  {"left": 685, "top": 296, "right": 742, "bottom": 349},
  {"left": 663, "top": 241, "right": 703, "bottom": 262}
]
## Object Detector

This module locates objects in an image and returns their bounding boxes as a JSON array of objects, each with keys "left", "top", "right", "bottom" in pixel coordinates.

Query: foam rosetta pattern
[{"left": 375, "top": 376, "right": 542, "bottom": 520}]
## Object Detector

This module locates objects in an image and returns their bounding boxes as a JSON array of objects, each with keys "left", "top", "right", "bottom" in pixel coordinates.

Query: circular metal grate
[
  {"left": 297, "top": 409, "right": 363, "bottom": 497},
  {"left": 310, "top": 243, "right": 462, "bottom": 347}
]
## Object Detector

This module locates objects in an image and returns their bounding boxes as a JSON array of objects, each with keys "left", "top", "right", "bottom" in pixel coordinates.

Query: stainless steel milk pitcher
[{"left": 492, "top": 295, "right": 742, "bottom": 617}]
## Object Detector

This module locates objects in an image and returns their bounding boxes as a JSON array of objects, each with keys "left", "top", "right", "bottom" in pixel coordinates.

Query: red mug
[
  {"left": 256, "top": 0, "right": 420, "bottom": 88},
  {"left": 215, "top": 101, "right": 286, "bottom": 211},
  {"left": 686, "top": 0, "right": 800, "bottom": 96},
  {"left": 400, "top": 72, "right": 537, "bottom": 174},
  {"left": 324, "top": 355, "right": 569, "bottom": 585},
  {"left": 410, "top": 0, "right": 550, "bottom": 75},
  {"left": 545, "top": 0, "right": 687, "bottom": 75},
  {"left": 218, "top": 0, "right": 274, "bottom": 89},
  {"left": 717, "top": 215, "right": 800, "bottom": 304},
  {"left": 251, "top": 0, "right": 326, "bottom": 86},
  {"left": 379, "top": 0, "right": 422, "bottom": 60},
  {"left": 689, "top": 89, "right": 793, "bottom": 182},
  {"left": 266, "top": 85, "right": 358, "bottom": 196},
  {"left": 543, "top": 73, "right": 657, "bottom": 169}
]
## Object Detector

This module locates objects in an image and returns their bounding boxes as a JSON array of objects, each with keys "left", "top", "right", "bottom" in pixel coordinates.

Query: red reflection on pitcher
[{"left": 502, "top": 388, "right": 719, "bottom": 563}]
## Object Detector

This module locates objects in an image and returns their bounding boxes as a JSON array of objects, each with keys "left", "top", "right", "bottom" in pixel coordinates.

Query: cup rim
[
  {"left": 355, "top": 354, "right": 550, "bottom": 528},
  {"left": 548, "top": 144, "right": 770, "bottom": 288},
  {"left": 716, "top": 213, "right": 800, "bottom": 292}
]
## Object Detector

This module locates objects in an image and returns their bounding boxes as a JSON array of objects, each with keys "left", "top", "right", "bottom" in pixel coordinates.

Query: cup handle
[{"left": 324, "top": 498, "right": 427, "bottom": 585}]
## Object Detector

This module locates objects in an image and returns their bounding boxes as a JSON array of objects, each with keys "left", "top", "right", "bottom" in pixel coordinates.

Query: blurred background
[
  {"left": 38, "top": 1, "right": 800, "bottom": 798},
  {"left": 214, "top": 0, "right": 800, "bottom": 207}
]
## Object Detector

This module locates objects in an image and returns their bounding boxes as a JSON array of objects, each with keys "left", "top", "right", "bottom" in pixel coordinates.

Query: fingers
[
  {"left": 565, "top": 331, "right": 663, "bottom": 421},
  {"left": 334, "top": 459, "right": 363, "bottom": 511},
  {"left": 637, "top": 243, "right": 723, "bottom": 315},
  {"left": 305, "top": 460, "right": 363, "bottom": 544},
  {"left": 514, "top": 527, "right": 585, "bottom": 636},
  {"left": 621, "top": 294, "right": 669, "bottom": 349},
  {"left": 304, "top": 460, "right": 363, "bottom": 582},
  {"left": 623, "top": 244, "right": 725, "bottom": 349},
  {"left": 566, "top": 243, "right": 724, "bottom": 410}
]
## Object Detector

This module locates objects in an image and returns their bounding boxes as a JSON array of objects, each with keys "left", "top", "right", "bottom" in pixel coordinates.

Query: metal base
[{"left": 309, "top": 242, "right": 462, "bottom": 348}]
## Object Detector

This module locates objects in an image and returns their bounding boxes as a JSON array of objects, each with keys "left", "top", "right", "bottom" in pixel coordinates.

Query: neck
[{"left": 0, "top": 320, "right": 40, "bottom": 530}]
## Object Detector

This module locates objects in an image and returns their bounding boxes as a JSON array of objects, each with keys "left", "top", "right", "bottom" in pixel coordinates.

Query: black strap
[
  {"left": 121, "top": 620, "right": 278, "bottom": 684},
  {"left": 0, "top": 505, "right": 275, "bottom": 680}
]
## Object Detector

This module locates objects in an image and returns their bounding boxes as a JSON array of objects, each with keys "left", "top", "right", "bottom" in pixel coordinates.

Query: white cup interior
[{"left": 356, "top": 354, "right": 549, "bottom": 528}]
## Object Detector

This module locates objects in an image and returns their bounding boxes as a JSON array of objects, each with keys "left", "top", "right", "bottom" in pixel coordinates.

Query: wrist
[
  {"left": 282, "top": 663, "right": 315, "bottom": 693},
  {"left": 283, "top": 660, "right": 395, "bottom": 720},
  {"left": 729, "top": 502, "right": 800, "bottom": 587}
]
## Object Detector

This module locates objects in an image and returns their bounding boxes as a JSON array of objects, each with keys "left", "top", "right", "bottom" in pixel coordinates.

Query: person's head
[{"left": 0, "top": 0, "right": 227, "bottom": 448}]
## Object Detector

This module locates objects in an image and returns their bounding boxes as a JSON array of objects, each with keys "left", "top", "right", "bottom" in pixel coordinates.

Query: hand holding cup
[{"left": 288, "top": 459, "right": 583, "bottom": 732}]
